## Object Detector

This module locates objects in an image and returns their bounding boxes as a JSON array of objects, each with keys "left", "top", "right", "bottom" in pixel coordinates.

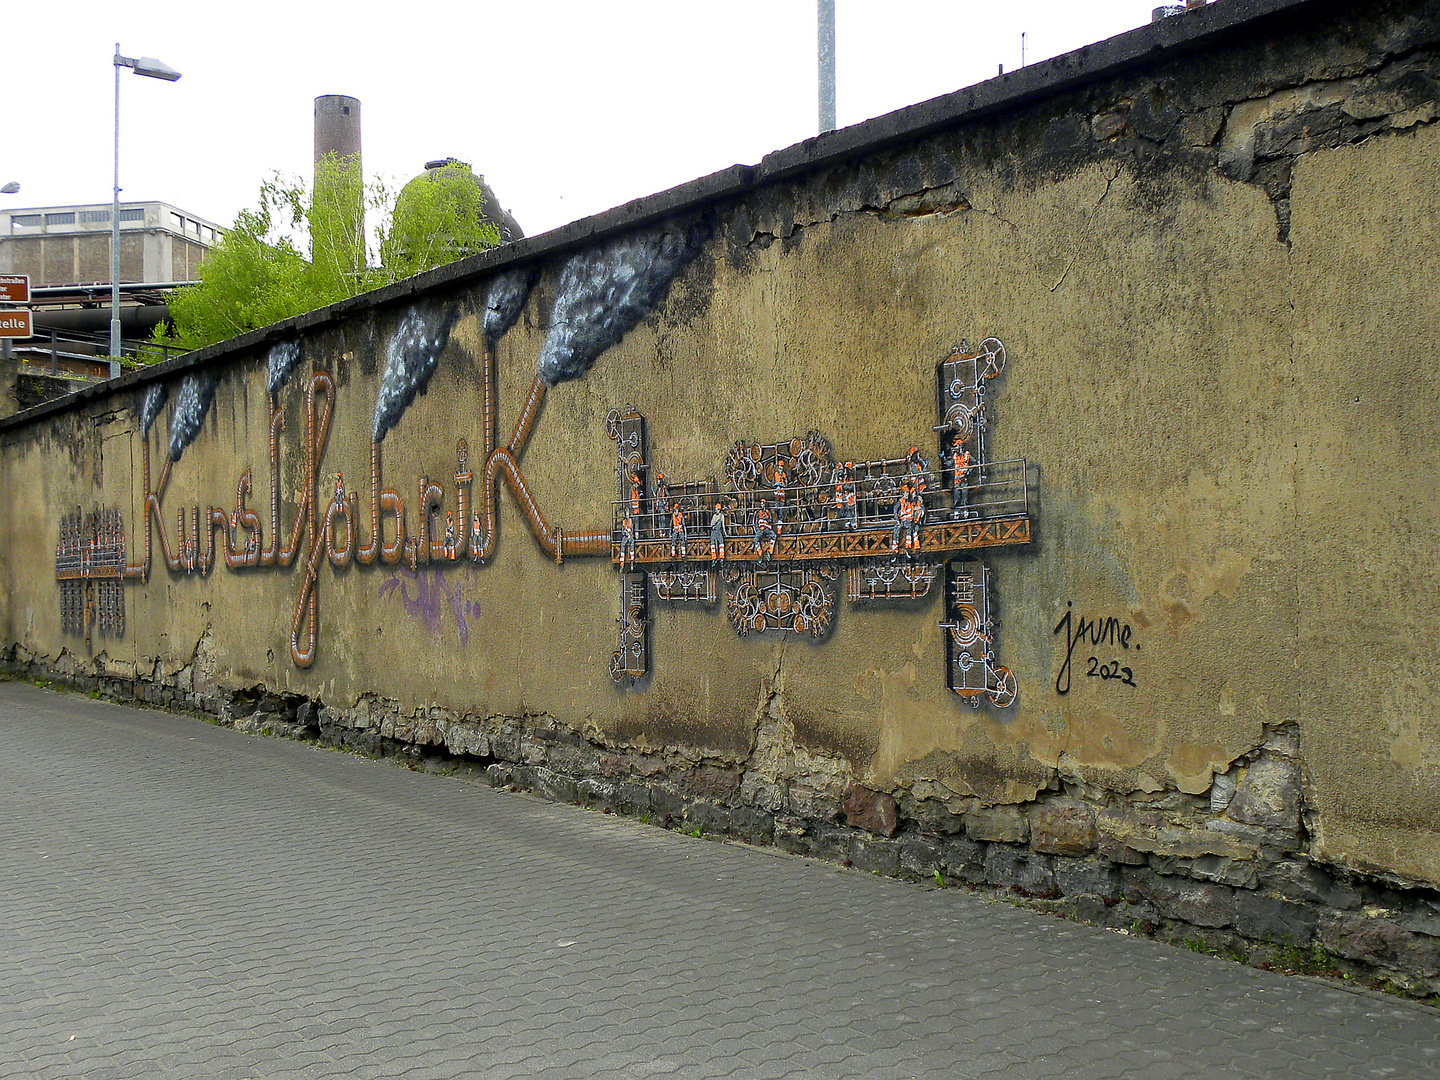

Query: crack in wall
[
  {"left": 734, "top": 47, "right": 1440, "bottom": 261},
  {"left": 1050, "top": 164, "right": 1122, "bottom": 293},
  {"left": 1215, "top": 50, "right": 1440, "bottom": 243}
]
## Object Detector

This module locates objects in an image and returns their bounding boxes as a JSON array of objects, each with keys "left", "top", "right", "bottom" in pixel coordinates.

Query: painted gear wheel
[{"left": 988, "top": 666, "right": 1017, "bottom": 708}]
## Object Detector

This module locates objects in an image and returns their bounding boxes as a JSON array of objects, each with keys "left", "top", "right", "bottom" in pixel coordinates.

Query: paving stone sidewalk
[{"left": 1, "top": 681, "right": 1437, "bottom": 1080}]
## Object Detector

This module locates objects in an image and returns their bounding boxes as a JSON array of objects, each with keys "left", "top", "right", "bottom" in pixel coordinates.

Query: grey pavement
[{"left": 1, "top": 681, "right": 1437, "bottom": 1080}]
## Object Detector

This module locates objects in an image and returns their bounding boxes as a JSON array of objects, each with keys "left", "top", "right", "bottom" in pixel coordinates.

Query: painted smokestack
[{"left": 313, "top": 95, "right": 364, "bottom": 278}]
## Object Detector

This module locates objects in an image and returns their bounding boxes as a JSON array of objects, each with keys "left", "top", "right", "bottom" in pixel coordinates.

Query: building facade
[{"left": 0, "top": 201, "right": 220, "bottom": 287}]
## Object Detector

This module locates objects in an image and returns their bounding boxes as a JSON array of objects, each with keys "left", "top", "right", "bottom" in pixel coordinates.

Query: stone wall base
[{"left": 9, "top": 646, "right": 1438, "bottom": 1002}]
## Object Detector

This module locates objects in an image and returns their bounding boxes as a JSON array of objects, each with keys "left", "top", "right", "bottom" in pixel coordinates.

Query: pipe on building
[
  {"left": 33, "top": 306, "right": 170, "bottom": 334},
  {"left": 508, "top": 376, "right": 547, "bottom": 457}
]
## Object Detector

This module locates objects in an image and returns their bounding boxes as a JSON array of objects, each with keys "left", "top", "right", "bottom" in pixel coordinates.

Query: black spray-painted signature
[{"left": 1053, "top": 602, "right": 1139, "bottom": 694}]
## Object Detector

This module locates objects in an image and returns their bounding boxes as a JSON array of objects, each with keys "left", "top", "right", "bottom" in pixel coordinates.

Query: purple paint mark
[{"left": 378, "top": 565, "right": 474, "bottom": 645}]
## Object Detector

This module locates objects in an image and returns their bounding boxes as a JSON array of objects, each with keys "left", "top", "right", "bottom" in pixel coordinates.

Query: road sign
[
  {"left": 0, "top": 309, "right": 33, "bottom": 338},
  {"left": 0, "top": 275, "right": 29, "bottom": 304}
]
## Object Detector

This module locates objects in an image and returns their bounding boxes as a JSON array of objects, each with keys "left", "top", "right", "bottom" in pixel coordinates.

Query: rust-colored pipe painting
[{"left": 57, "top": 242, "right": 1032, "bottom": 705}]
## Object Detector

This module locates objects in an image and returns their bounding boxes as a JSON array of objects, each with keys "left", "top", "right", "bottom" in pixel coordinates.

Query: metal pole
[
  {"left": 110, "top": 43, "right": 122, "bottom": 379},
  {"left": 817, "top": 0, "right": 836, "bottom": 134}
]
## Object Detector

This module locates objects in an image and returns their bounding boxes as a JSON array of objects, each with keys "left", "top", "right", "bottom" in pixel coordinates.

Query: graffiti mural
[
  {"left": 57, "top": 219, "right": 1034, "bottom": 709},
  {"left": 56, "top": 507, "right": 127, "bottom": 639},
  {"left": 601, "top": 338, "right": 1029, "bottom": 708}
]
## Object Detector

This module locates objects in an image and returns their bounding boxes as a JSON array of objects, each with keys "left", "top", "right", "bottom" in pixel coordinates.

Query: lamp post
[
  {"left": 112, "top": 45, "right": 180, "bottom": 376},
  {"left": 817, "top": 0, "right": 836, "bottom": 134},
  {"left": 1, "top": 182, "right": 18, "bottom": 195}
]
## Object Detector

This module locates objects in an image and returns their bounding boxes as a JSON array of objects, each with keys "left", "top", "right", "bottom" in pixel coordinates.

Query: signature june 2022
[{"left": 1053, "top": 602, "right": 1139, "bottom": 694}]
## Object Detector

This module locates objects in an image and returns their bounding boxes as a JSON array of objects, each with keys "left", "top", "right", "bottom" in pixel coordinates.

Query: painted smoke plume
[
  {"left": 537, "top": 219, "right": 708, "bottom": 386},
  {"left": 139, "top": 384, "right": 169, "bottom": 438},
  {"left": 372, "top": 303, "right": 461, "bottom": 443},
  {"left": 168, "top": 371, "right": 218, "bottom": 462},
  {"left": 483, "top": 268, "right": 537, "bottom": 349},
  {"left": 267, "top": 340, "right": 303, "bottom": 396}
]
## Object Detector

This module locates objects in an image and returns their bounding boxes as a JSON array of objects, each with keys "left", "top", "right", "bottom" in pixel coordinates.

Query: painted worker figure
[
  {"left": 905, "top": 482, "right": 926, "bottom": 558},
  {"left": 653, "top": 471, "right": 670, "bottom": 535},
  {"left": 444, "top": 511, "right": 457, "bottom": 558},
  {"left": 619, "top": 512, "right": 637, "bottom": 569},
  {"left": 628, "top": 468, "right": 643, "bottom": 518},
  {"left": 470, "top": 509, "right": 484, "bottom": 560},
  {"left": 907, "top": 446, "right": 929, "bottom": 495},
  {"left": 891, "top": 478, "right": 912, "bottom": 553},
  {"left": 834, "top": 462, "right": 855, "bottom": 530},
  {"left": 335, "top": 470, "right": 346, "bottom": 504},
  {"left": 709, "top": 501, "right": 728, "bottom": 564},
  {"left": 949, "top": 445, "right": 973, "bottom": 519},
  {"left": 754, "top": 499, "right": 778, "bottom": 566},
  {"left": 772, "top": 457, "right": 788, "bottom": 525},
  {"left": 670, "top": 504, "right": 688, "bottom": 560}
]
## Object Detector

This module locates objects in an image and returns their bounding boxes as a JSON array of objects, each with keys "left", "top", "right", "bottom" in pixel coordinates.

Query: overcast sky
[{"left": 4, "top": 1, "right": 1164, "bottom": 242}]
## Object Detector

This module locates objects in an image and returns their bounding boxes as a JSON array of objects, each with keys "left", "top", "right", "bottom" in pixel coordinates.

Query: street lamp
[
  {"left": 112, "top": 44, "right": 180, "bottom": 375},
  {"left": 1, "top": 182, "right": 18, "bottom": 195}
]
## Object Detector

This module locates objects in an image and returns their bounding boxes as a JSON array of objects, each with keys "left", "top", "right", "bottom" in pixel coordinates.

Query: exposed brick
[
  {"left": 938, "top": 835, "right": 986, "bottom": 879},
  {"left": 1053, "top": 857, "right": 1122, "bottom": 898},
  {"left": 898, "top": 839, "right": 945, "bottom": 880},
  {"left": 850, "top": 839, "right": 901, "bottom": 876},
  {"left": 1259, "top": 861, "right": 1362, "bottom": 910},
  {"left": 1233, "top": 891, "right": 1319, "bottom": 943},
  {"left": 843, "top": 784, "right": 899, "bottom": 837},
  {"left": 1030, "top": 799, "right": 1098, "bottom": 856},
  {"left": 1138, "top": 877, "right": 1235, "bottom": 929},
  {"left": 728, "top": 806, "right": 775, "bottom": 845},
  {"left": 1225, "top": 757, "right": 1302, "bottom": 834},
  {"left": 1319, "top": 912, "right": 1440, "bottom": 978},
  {"left": 966, "top": 806, "right": 1029, "bottom": 844},
  {"left": 985, "top": 846, "right": 1055, "bottom": 894}
]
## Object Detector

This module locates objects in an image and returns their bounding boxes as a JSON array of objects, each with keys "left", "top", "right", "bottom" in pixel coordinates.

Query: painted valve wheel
[
  {"left": 945, "top": 403, "right": 975, "bottom": 441},
  {"left": 979, "top": 337, "right": 1006, "bottom": 379},
  {"left": 950, "top": 603, "right": 980, "bottom": 647},
  {"left": 988, "top": 666, "right": 1017, "bottom": 708}
]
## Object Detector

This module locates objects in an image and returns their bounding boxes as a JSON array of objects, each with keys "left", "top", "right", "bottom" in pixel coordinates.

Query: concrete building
[
  {"left": 0, "top": 200, "right": 221, "bottom": 287},
  {"left": 0, "top": 201, "right": 219, "bottom": 412}
]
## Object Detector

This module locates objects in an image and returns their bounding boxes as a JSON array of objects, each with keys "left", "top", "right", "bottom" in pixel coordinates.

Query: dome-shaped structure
[{"left": 394, "top": 158, "right": 523, "bottom": 245}]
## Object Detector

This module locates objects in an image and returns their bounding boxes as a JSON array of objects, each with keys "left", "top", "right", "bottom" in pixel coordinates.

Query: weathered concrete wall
[{"left": 5, "top": 0, "right": 1440, "bottom": 988}]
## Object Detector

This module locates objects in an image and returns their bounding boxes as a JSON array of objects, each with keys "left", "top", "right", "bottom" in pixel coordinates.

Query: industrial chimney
[
  {"left": 314, "top": 95, "right": 361, "bottom": 172},
  {"left": 312, "top": 95, "right": 364, "bottom": 278}
]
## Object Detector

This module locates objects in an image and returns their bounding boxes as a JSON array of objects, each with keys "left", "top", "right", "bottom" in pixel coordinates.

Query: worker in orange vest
[
  {"left": 892, "top": 477, "right": 912, "bottom": 553},
  {"left": 949, "top": 445, "right": 973, "bottom": 519},
  {"left": 905, "top": 481, "right": 926, "bottom": 557},
  {"left": 670, "top": 503, "right": 687, "bottom": 559},
  {"left": 754, "top": 499, "right": 778, "bottom": 565},
  {"left": 619, "top": 512, "right": 636, "bottom": 568},
  {"left": 772, "top": 457, "right": 788, "bottom": 526}
]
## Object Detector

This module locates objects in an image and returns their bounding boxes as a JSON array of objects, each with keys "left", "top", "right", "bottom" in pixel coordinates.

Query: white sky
[{"left": 4, "top": 1, "right": 1160, "bottom": 241}]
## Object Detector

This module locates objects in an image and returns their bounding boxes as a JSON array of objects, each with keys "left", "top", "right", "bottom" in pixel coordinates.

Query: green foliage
[
  {"left": 379, "top": 161, "right": 502, "bottom": 282},
  {"left": 155, "top": 156, "right": 503, "bottom": 355}
]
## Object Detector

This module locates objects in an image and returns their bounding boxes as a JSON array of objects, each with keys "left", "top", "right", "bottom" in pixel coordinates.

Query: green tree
[
  {"left": 380, "top": 159, "right": 501, "bottom": 282},
  {"left": 157, "top": 156, "right": 504, "bottom": 354}
]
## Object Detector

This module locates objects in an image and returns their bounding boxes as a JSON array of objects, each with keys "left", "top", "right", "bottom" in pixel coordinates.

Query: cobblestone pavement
[{"left": 2, "top": 682, "right": 1438, "bottom": 1080}]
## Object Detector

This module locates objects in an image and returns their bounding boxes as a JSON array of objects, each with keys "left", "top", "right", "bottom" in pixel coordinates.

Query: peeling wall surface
[{"left": 5, "top": 0, "right": 1440, "bottom": 984}]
